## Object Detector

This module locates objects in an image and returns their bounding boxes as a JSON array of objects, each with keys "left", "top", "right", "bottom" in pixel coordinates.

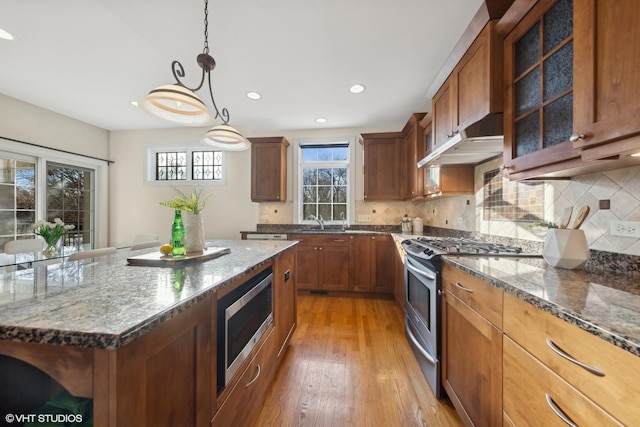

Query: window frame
[
  {"left": 294, "top": 137, "right": 356, "bottom": 225},
  {"left": 145, "top": 146, "right": 226, "bottom": 186},
  {"left": 0, "top": 138, "right": 109, "bottom": 249}
]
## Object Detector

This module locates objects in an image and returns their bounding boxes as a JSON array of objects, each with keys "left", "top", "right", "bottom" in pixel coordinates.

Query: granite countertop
[
  {"left": 0, "top": 239, "right": 297, "bottom": 350},
  {"left": 443, "top": 256, "right": 640, "bottom": 358}
]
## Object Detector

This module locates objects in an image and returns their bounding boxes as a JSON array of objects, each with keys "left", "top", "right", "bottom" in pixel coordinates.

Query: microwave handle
[
  {"left": 404, "top": 317, "right": 436, "bottom": 365},
  {"left": 406, "top": 258, "right": 436, "bottom": 281}
]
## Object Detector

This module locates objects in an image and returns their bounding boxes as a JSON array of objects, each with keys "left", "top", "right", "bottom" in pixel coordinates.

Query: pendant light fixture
[{"left": 140, "top": 0, "right": 249, "bottom": 151}]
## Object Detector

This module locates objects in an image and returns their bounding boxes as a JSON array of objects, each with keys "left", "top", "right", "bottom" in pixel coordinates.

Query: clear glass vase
[{"left": 43, "top": 239, "right": 61, "bottom": 257}]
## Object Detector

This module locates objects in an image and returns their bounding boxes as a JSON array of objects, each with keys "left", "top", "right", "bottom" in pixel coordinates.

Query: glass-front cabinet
[{"left": 503, "top": 0, "right": 581, "bottom": 180}]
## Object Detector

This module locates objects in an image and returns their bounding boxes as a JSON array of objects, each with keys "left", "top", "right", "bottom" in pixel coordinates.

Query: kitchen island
[{"left": 0, "top": 239, "right": 297, "bottom": 427}]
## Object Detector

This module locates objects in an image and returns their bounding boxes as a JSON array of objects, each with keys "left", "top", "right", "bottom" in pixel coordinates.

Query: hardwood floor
[{"left": 253, "top": 295, "right": 462, "bottom": 426}]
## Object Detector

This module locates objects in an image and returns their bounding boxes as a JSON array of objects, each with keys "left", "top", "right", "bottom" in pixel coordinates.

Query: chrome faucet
[{"left": 309, "top": 214, "right": 324, "bottom": 230}]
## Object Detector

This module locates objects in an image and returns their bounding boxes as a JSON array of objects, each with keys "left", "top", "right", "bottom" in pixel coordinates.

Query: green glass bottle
[{"left": 171, "top": 210, "right": 186, "bottom": 257}]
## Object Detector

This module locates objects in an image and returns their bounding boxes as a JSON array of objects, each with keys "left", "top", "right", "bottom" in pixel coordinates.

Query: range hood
[{"left": 417, "top": 113, "right": 504, "bottom": 168}]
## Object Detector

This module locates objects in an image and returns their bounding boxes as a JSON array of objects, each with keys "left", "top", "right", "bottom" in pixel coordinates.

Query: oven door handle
[
  {"left": 406, "top": 258, "right": 436, "bottom": 281},
  {"left": 404, "top": 317, "right": 436, "bottom": 365}
]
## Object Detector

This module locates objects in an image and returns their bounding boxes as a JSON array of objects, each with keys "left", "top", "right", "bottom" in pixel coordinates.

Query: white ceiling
[{"left": 0, "top": 0, "right": 483, "bottom": 136}]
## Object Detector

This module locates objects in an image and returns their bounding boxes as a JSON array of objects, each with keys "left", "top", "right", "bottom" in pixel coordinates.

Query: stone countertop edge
[
  {"left": 442, "top": 256, "right": 640, "bottom": 358},
  {"left": 0, "top": 240, "right": 298, "bottom": 350}
]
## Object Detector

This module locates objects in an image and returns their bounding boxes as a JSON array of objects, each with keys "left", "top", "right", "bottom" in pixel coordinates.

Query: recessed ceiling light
[
  {"left": 0, "top": 28, "right": 16, "bottom": 41},
  {"left": 349, "top": 84, "right": 365, "bottom": 94},
  {"left": 130, "top": 101, "right": 139, "bottom": 107},
  {"left": 315, "top": 117, "right": 327, "bottom": 124},
  {"left": 631, "top": 152, "right": 640, "bottom": 157},
  {"left": 246, "top": 91, "right": 262, "bottom": 100}
]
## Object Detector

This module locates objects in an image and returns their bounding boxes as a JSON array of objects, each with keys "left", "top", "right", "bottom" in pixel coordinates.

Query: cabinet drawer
[
  {"left": 503, "top": 337, "right": 623, "bottom": 426},
  {"left": 212, "top": 327, "right": 277, "bottom": 426},
  {"left": 288, "top": 234, "right": 349, "bottom": 246},
  {"left": 503, "top": 293, "right": 640, "bottom": 426},
  {"left": 442, "top": 263, "right": 503, "bottom": 328}
]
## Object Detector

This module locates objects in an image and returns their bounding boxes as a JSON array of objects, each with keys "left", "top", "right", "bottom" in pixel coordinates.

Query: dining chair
[
  {"left": 130, "top": 240, "right": 162, "bottom": 251},
  {"left": 67, "top": 247, "right": 117, "bottom": 261},
  {"left": 4, "top": 239, "right": 45, "bottom": 254}
]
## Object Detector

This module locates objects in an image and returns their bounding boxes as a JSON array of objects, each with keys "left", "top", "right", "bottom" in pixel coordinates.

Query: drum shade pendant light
[{"left": 140, "top": 0, "right": 249, "bottom": 151}]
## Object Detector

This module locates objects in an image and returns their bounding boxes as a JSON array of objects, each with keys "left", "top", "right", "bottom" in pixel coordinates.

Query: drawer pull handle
[
  {"left": 333, "top": 239, "right": 346, "bottom": 242},
  {"left": 246, "top": 364, "right": 261, "bottom": 388},
  {"left": 455, "top": 281, "right": 474, "bottom": 293},
  {"left": 545, "top": 393, "right": 578, "bottom": 427},
  {"left": 546, "top": 338, "right": 605, "bottom": 377}
]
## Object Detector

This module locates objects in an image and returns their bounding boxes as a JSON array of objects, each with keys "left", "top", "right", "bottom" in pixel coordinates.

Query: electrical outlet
[
  {"left": 457, "top": 217, "right": 464, "bottom": 225},
  {"left": 610, "top": 221, "right": 640, "bottom": 238},
  {"left": 357, "top": 214, "right": 371, "bottom": 223},
  {"left": 260, "top": 215, "right": 269, "bottom": 222}
]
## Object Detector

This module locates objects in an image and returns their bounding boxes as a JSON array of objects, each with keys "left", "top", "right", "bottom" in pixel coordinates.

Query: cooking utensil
[
  {"left": 559, "top": 206, "right": 573, "bottom": 229},
  {"left": 571, "top": 205, "right": 590, "bottom": 229}
]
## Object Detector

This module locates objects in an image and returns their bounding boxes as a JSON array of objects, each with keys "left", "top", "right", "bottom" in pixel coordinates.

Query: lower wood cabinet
[
  {"left": 211, "top": 327, "right": 278, "bottom": 427},
  {"left": 503, "top": 292, "right": 640, "bottom": 426},
  {"left": 274, "top": 247, "right": 296, "bottom": 360},
  {"left": 111, "top": 296, "right": 212, "bottom": 427},
  {"left": 441, "top": 263, "right": 503, "bottom": 427},
  {"left": 288, "top": 234, "right": 349, "bottom": 291},
  {"left": 349, "top": 234, "right": 395, "bottom": 293},
  {"left": 503, "top": 336, "right": 622, "bottom": 426}
]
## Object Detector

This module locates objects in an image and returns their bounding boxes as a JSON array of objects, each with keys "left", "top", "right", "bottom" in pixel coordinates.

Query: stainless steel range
[{"left": 400, "top": 236, "right": 537, "bottom": 398}]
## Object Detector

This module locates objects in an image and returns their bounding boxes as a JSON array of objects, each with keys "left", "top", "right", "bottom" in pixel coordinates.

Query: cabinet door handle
[
  {"left": 545, "top": 338, "right": 605, "bottom": 377},
  {"left": 246, "top": 364, "right": 261, "bottom": 388},
  {"left": 455, "top": 281, "right": 474, "bottom": 293},
  {"left": 333, "top": 239, "right": 346, "bottom": 242},
  {"left": 569, "top": 133, "right": 585, "bottom": 142},
  {"left": 319, "top": 247, "right": 323, "bottom": 251},
  {"left": 545, "top": 393, "right": 578, "bottom": 427}
]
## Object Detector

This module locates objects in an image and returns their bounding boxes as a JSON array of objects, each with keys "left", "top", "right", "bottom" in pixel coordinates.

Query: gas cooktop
[{"left": 401, "top": 236, "right": 541, "bottom": 260}]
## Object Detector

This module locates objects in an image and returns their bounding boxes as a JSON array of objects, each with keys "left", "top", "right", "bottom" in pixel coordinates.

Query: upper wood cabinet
[
  {"left": 572, "top": 0, "right": 640, "bottom": 157},
  {"left": 360, "top": 133, "right": 403, "bottom": 201},
  {"left": 432, "top": 21, "right": 504, "bottom": 149},
  {"left": 250, "top": 136, "right": 289, "bottom": 202},
  {"left": 502, "top": 0, "right": 640, "bottom": 179},
  {"left": 400, "top": 113, "right": 427, "bottom": 200},
  {"left": 424, "top": 165, "right": 474, "bottom": 199},
  {"left": 503, "top": 0, "right": 580, "bottom": 179}
]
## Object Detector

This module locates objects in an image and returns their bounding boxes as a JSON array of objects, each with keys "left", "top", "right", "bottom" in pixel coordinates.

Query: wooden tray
[{"left": 127, "top": 246, "right": 231, "bottom": 267}]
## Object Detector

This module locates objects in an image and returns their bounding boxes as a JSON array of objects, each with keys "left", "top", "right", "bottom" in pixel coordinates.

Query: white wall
[
  {"left": 0, "top": 93, "right": 109, "bottom": 159},
  {"left": 108, "top": 127, "right": 259, "bottom": 243}
]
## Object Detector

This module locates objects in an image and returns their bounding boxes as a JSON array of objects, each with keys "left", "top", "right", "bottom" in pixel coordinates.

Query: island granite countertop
[
  {"left": 443, "top": 255, "right": 640, "bottom": 358},
  {"left": 0, "top": 239, "right": 297, "bottom": 350}
]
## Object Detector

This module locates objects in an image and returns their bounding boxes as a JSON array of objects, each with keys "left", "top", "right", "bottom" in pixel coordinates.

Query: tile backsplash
[
  {"left": 258, "top": 160, "right": 640, "bottom": 256},
  {"left": 472, "top": 159, "right": 640, "bottom": 256}
]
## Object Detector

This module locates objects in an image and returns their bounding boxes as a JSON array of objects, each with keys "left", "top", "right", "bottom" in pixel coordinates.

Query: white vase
[
  {"left": 542, "top": 229, "right": 590, "bottom": 269},
  {"left": 183, "top": 213, "right": 205, "bottom": 253}
]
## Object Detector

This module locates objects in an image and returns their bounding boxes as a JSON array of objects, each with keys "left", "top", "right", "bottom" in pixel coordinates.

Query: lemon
[{"left": 160, "top": 244, "right": 173, "bottom": 255}]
